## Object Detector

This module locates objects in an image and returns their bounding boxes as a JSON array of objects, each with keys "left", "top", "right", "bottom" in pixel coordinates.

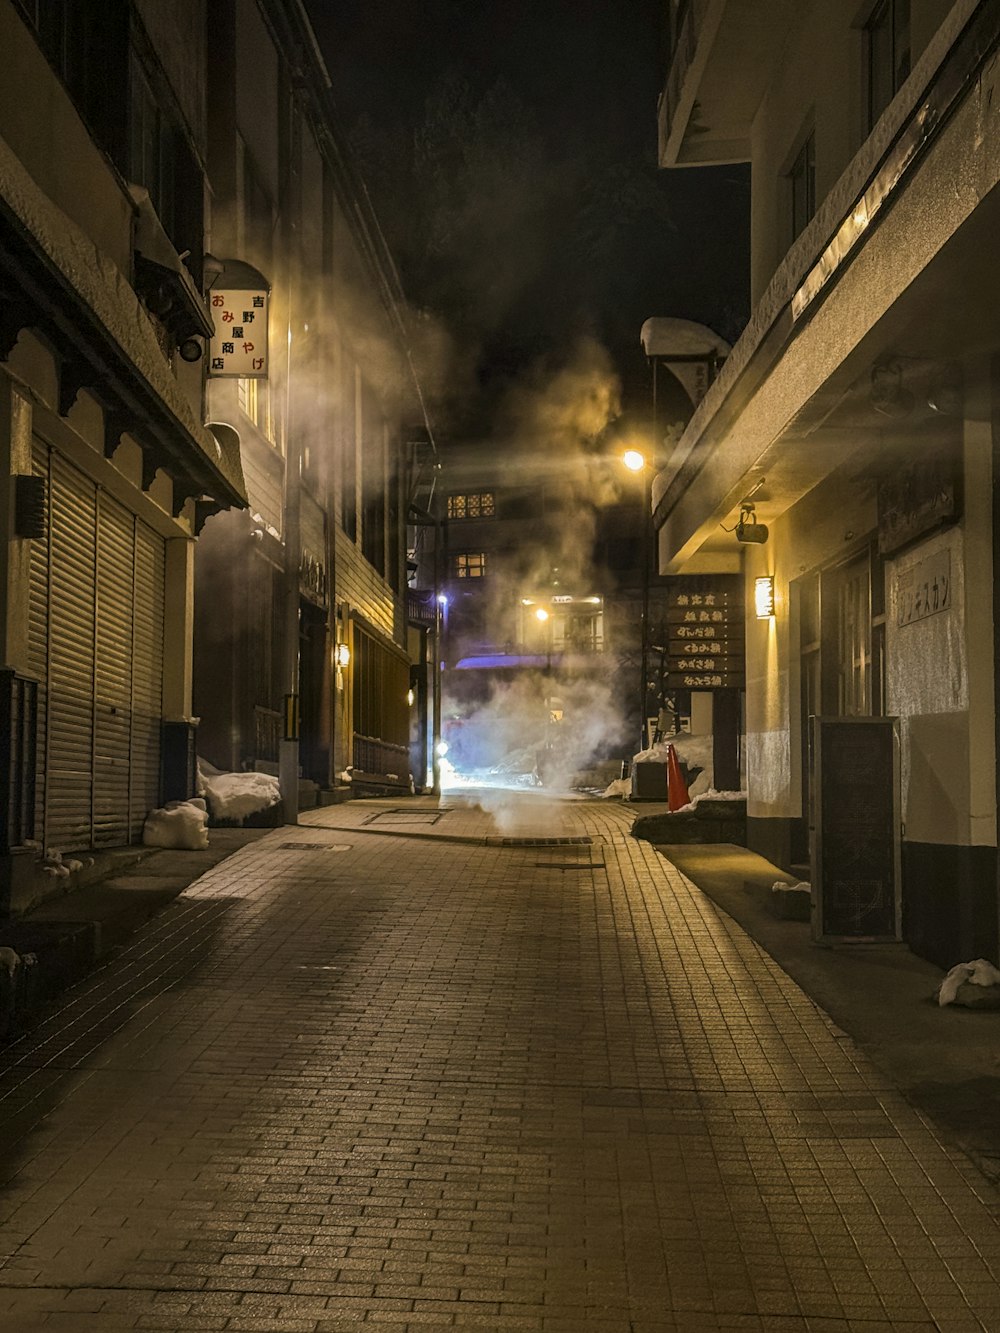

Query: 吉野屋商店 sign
[{"left": 208, "top": 289, "right": 269, "bottom": 377}]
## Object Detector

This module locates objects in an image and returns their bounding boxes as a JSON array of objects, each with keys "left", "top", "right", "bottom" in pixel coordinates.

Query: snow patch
[
  {"left": 143, "top": 800, "right": 209, "bottom": 850},
  {"left": 198, "top": 759, "right": 281, "bottom": 822}
]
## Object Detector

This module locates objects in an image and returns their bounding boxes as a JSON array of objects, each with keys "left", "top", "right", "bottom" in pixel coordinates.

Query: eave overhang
[
  {"left": 652, "top": 0, "right": 1000, "bottom": 571},
  {"left": 0, "top": 133, "right": 246, "bottom": 514}
]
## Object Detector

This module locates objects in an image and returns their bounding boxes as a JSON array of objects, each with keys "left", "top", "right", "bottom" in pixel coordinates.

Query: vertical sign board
[
  {"left": 208, "top": 289, "right": 269, "bottom": 377},
  {"left": 810, "top": 716, "right": 901, "bottom": 943}
]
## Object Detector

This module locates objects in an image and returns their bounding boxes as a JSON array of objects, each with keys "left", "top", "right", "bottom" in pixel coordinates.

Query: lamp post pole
[
  {"left": 639, "top": 466, "right": 652, "bottom": 755},
  {"left": 622, "top": 448, "right": 653, "bottom": 755}
]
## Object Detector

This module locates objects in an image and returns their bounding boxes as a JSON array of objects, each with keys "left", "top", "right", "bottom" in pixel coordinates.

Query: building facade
[
  {"left": 654, "top": 0, "right": 1000, "bottom": 965},
  {"left": 191, "top": 0, "right": 436, "bottom": 805},
  {"left": 0, "top": 0, "right": 436, "bottom": 913},
  {"left": 0, "top": 0, "right": 247, "bottom": 911}
]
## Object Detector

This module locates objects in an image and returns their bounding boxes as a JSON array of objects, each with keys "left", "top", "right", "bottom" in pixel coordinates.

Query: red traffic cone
[{"left": 666, "top": 744, "right": 690, "bottom": 812}]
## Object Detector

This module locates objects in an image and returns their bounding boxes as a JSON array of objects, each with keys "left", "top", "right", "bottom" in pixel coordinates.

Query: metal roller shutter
[
  {"left": 130, "top": 522, "right": 164, "bottom": 840},
  {"left": 94, "top": 493, "right": 134, "bottom": 846},
  {"left": 46, "top": 453, "right": 97, "bottom": 852},
  {"left": 27, "top": 442, "right": 166, "bottom": 852},
  {"left": 27, "top": 441, "right": 50, "bottom": 842}
]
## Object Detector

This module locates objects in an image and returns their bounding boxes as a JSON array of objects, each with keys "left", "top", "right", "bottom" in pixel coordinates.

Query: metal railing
[
  {"left": 253, "top": 705, "right": 282, "bottom": 764},
  {"left": 352, "top": 734, "right": 410, "bottom": 782}
]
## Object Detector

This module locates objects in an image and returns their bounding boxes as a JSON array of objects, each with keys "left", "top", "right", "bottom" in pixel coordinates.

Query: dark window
[
  {"left": 867, "top": 0, "right": 911, "bottom": 130},
  {"left": 361, "top": 385, "right": 386, "bottom": 574},
  {"left": 129, "top": 50, "right": 203, "bottom": 273},
  {"left": 789, "top": 132, "right": 815, "bottom": 241},
  {"left": 14, "top": 0, "right": 128, "bottom": 162},
  {"left": 241, "top": 138, "right": 274, "bottom": 270}
]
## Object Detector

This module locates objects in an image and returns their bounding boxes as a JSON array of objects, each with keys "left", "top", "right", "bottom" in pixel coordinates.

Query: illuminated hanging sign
[
  {"left": 663, "top": 575, "right": 745, "bottom": 691},
  {"left": 208, "top": 288, "right": 269, "bottom": 377}
]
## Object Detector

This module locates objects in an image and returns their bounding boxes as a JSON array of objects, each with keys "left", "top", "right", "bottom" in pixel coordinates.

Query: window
[
  {"left": 239, "top": 137, "right": 275, "bottom": 270},
  {"left": 14, "top": 1, "right": 127, "bottom": 163},
  {"left": 447, "top": 491, "right": 495, "bottom": 520},
  {"left": 452, "top": 552, "right": 487, "bottom": 579},
  {"left": 866, "top": 0, "right": 910, "bottom": 131},
  {"left": 237, "top": 377, "right": 275, "bottom": 445},
  {"left": 128, "top": 48, "right": 203, "bottom": 273},
  {"left": 789, "top": 132, "right": 815, "bottom": 242}
]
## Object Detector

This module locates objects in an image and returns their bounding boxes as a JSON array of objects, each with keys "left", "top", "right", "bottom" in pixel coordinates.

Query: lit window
[
  {"left": 447, "top": 491, "right": 495, "bottom": 520},
  {"left": 789, "top": 132, "right": 815, "bottom": 241},
  {"left": 238, "top": 376, "right": 276, "bottom": 446},
  {"left": 866, "top": 0, "right": 910, "bottom": 131},
  {"left": 453, "top": 552, "right": 486, "bottom": 579}
]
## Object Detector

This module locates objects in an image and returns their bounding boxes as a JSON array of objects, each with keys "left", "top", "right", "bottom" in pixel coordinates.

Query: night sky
[{"left": 307, "top": 0, "right": 750, "bottom": 437}]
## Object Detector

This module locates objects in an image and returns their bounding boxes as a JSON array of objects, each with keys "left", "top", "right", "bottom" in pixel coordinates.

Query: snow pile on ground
[
  {"left": 667, "top": 787, "right": 748, "bottom": 813},
  {"left": 937, "top": 958, "right": 1000, "bottom": 1007},
  {"left": 143, "top": 799, "right": 209, "bottom": 850},
  {"left": 198, "top": 760, "right": 281, "bottom": 822}
]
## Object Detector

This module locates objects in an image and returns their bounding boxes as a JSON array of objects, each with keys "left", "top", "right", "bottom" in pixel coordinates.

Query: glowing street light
[
  {"left": 622, "top": 448, "right": 646, "bottom": 472},
  {"left": 534, "top": 606, "right": 550, "bottom": 622}
]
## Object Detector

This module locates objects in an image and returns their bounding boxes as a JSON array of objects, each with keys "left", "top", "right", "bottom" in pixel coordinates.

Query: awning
[{"left": 0, "top": 130, "right": 246, "bottom": 513}]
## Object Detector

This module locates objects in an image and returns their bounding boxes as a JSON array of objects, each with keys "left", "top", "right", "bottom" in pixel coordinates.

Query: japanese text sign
[{"left": 208, "top": 289, "right": 269, "bottom": 377}]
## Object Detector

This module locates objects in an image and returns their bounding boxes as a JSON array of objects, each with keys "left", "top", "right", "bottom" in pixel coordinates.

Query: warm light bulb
[
  {"left": 622, "top": 449, "right": 645, "bottom": 472},
  {"left": 534, "top": 607, "right": 550, "bottom": 622},
  {"left": 336, "top": 643, "right": 351, "bottom": 667},
  {"left": 754, "top": 576, "right": 775, "bottom": 619}
]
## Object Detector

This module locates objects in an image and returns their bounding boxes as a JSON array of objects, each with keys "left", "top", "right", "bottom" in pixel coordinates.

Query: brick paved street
[{"left": 1, "top": 794, "right": 999, "bottom": 1331}]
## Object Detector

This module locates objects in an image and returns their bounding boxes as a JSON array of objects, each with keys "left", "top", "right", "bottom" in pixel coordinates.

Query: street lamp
[{"left": 621, "top": 448, "right": 653, "bottom": 754}]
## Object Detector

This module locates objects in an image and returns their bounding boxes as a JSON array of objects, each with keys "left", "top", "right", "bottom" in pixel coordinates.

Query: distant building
[{"left": 653, "top": 0, "right": 1000, "bottom": 965}]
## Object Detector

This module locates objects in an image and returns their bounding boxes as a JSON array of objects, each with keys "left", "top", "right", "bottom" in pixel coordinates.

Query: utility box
[{"left": 631, "top": 761, "right": 668, "bottom": 801}]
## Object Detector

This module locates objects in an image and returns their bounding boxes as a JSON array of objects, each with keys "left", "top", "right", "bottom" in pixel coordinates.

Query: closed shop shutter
[
  {"left": 130, "top": 522, "right": 164, "bottom": 840},
  {"left": 27, "top": 442, "right": 166, "bottom": 852},
  {"left": 94, "top": 493, "right": 134, "bottom": 846},
  {"left": 28, "top": 441, "right": 50, "bottom": 841},
  {"left": 47, "top": 452, "right": 97, "bottom": 852}
]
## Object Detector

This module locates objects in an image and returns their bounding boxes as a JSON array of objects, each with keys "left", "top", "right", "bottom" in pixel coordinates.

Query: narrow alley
[{"left": 0, "top": 796, "right": 998, "bottom": 1331}]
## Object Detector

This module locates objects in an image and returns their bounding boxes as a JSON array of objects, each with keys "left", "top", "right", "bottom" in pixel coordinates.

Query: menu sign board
[
  {"left": 810, "top": 716, "right": 901, "bottom": 942},
  {"left": 662, "top": 576, "right": 744, "bottom": 690}
]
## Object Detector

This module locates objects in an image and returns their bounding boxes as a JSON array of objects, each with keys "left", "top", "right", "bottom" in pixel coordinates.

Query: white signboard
[
  {"left": 208, "top": 289, "right": 268, "bottom": 377},
  {"left": 895, "top": 549, "right": 951, "bottom": 626}
]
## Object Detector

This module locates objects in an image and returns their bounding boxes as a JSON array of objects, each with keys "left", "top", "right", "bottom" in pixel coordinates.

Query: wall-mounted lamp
[
  {"left": 736, "top": 502, "right": 769, "bottom": 545},
  {"left": 754, "top": 576, "right": 775, "bottom": 619},
  {"left": 336, "top": 642, "right": 351, "bottom": 668}
]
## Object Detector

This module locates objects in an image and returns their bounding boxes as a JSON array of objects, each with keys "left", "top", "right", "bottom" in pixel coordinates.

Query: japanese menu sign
[
  {"left": 663, "top": 575, "right": 745, "bottom": 690},
  {"left": 208, "top": 289, "right": 269, "bottom": 377}
]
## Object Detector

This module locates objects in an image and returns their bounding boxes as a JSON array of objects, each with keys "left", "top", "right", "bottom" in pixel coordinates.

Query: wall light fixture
[{"left": 754, "top": 576, "right": 775, "bottom": 619}]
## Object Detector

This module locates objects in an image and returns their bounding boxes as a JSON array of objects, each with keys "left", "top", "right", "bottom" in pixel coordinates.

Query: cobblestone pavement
[{"left": 1, "top": 793, "right": 999, "bottom": 1331}]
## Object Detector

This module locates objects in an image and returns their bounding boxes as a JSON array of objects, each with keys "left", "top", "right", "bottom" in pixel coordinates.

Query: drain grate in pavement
[
  {"left": 277, "top": 842, "right": 353, "bottom": 851},
  {"left": 536, "top": 860, "right": 605, "bottom": 871},
  {"left": 364, "top": 810, "right": 445, "bottom": 825},
  {"left": 500, "top": 836, "right": 593, "bottom": 847}
]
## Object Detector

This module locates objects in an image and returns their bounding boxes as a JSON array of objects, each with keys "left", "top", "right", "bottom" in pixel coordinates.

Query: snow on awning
[{"left": 0, "top": 130, "right": 246, "bottom": 511}]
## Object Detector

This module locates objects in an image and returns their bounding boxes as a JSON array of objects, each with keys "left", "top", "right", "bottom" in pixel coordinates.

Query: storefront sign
[
  {"left": 663, "top": 575, "right": 744, "bottom": 690},
  {"left": 208, "top": 288, "right": 269, "bottom": 377},
  {"left": 895, "top": 549, "right": 951, "bottom": 626}
]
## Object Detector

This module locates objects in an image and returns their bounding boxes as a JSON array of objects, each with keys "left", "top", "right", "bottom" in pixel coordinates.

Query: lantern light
[
  {"left": 336, "top": 642, "right": 351, "bottom": 668},
  {"left": 754, "top": 576, "right": 775, "bottom": 619}
]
